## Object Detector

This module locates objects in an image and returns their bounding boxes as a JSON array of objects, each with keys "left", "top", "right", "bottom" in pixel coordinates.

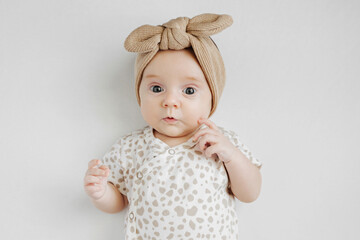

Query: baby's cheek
[{"left": 191, "top": 104, "right": 208, "bottom": 118}]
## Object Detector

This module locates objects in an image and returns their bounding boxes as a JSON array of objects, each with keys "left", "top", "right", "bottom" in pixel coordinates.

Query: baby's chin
[{"left": 154, "top": 125, "right": 198, "bottom": 138}]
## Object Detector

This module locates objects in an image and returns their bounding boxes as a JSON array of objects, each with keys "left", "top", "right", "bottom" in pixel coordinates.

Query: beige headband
[{"left": 124, "top": 13, "right": 233, "bottom": 117}]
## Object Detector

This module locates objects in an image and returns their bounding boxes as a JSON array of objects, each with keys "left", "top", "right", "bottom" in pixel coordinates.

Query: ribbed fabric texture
[{"left": 124, "top": 13, "right": 233, "bottom": 117}]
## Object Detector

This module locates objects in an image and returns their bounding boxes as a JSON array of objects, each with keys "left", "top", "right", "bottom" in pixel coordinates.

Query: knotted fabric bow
[{"left": 124, "top": 13, "right": 233, "bottom": 117}]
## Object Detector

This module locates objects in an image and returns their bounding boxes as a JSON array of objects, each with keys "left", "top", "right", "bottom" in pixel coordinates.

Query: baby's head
[
  {"left": 138, "top": 48, "right": 212, "bottom": 138},
  {"left": 124, "top": 14, "right": 233, "bottom": 137}
]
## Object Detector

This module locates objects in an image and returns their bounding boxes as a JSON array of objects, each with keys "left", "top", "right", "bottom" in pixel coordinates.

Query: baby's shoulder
[
  {"left": 217, "top": 125, "right": 237, "bottom": 138},
  {"left": 217, "top": 125, "right": 244, "bottom": 147},
  {"left": 117, "top": 126, "right": 149, "bottom": 145}
]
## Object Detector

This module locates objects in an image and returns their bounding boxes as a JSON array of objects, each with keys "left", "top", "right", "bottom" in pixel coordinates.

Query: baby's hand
[
  {"left": 84, "top": 159, "right": 110, "bottom": 200},
  {"left": 192, "top": 118, "right": 237, "bottom": 164}
]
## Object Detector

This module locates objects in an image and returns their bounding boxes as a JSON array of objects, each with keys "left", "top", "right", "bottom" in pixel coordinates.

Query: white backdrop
[{"left": 1, "top": 0, "right": 359, "bottom": 239}]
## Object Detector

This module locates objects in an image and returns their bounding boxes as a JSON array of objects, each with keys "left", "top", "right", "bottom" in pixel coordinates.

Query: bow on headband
[
  {"left": 124, "top": 13, "right": 233, "bottom": 117},
  {"left": 124, "top": 14, "right": 233, "bottom": 52}
]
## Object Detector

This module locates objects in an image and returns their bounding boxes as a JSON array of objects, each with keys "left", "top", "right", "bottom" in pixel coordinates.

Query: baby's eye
[
  {"left": 183, "top": 87, "right": 196, "bottom": 95},
  {"left": 150, "top": 85, "right": 163, "bottom": 93}
]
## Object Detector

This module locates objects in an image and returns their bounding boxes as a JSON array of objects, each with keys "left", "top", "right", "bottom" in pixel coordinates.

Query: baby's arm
[
  {"left": 84, "top": 159, "right": 128, "bottom": 213},
  {"left": 223, "top": 150, "right": 262, "bottom": 203},
  {"left": 91, "top": 182, "right": 128, "bottom": 214},
  {"left": 192, "top": 118, "right": 262, "bottom": 203}
]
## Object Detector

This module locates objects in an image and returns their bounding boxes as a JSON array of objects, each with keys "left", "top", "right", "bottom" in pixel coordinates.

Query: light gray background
[{"left": 1, "top": 0, "right": 359, "bottom": 239}]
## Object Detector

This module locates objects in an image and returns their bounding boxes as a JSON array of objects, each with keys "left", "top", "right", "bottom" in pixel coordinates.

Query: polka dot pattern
[{"left": 102, "top": 125, "right": 262, "bottom": 239}]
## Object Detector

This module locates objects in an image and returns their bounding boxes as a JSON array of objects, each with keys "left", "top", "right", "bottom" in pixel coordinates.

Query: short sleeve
[
  {"left": 101, "top": 137, "right": 129, "bottom": 196},
  {"left": 223, "top": 129, "right": 263, "bottom": 169}
]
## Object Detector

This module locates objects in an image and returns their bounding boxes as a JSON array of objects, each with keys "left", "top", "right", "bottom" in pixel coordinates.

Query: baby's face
[{"left": 139, "top": 49, "right": 212, "bottom": 142}]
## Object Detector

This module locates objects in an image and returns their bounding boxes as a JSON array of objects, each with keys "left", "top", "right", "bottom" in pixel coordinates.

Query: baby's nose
[{"left": 162, "top": 92, "right": 180, "bottom": 108}]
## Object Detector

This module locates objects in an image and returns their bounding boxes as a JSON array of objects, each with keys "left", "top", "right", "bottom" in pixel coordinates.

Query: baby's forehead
[
  {"left": 141, "top": 49, "right": 208, "bottom": 85},
  {"left": 142, "top": 73, "right": 205, "bottom": 82}
]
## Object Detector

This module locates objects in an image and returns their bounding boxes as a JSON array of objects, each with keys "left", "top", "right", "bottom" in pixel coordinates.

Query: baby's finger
[
  {"left": 96, "top": 160, "right": 104, "bottom": 168},
  {"left": 198, "top": 118, "right": 219, "bottom": 131},
  {"left": 84, "top": 175, "right": 101, "bottom": 186},
  {"left": 192, "top": 128, "right": 218, "bottom": 143},
  {"left": 99, "top": 164, "right": 109, "bottom": 171},
  {"left": 197, "top": 134, "right": 217, "bottom": 151},
  {"left": 86, "top": 168, "right": 107, "bottom": 177},
  {"left": 204, "top": 144, "right": 219, "bottom": 159},
  {"left": 99, "top": 165, "right": 110, "bottom": 178},
  {"left": 88, "top": 159, "right": 100, "bottom": 169},
  {"left": 85, "top": 185, "right": 102, "bottom": 193}
]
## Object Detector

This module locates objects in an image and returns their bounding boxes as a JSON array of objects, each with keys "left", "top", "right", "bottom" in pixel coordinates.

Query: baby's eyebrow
[
  {"left": 143, "top": 74, "right": 159, "bottom": 79},
  {"left": 184, "top": 76, "right": 202, "bottom": 82},
  {"left": 144, "top": 74, "right": 203, "bottom": 82}
]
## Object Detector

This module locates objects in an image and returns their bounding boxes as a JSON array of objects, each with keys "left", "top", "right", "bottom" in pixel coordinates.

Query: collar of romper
[{"left": 143, "top": 125, "right": 197, "bottom": 154}]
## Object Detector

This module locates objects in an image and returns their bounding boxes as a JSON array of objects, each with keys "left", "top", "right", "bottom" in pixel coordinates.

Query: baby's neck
[{"left": 153, "top": 129, "right": 193, "bottom": 148}]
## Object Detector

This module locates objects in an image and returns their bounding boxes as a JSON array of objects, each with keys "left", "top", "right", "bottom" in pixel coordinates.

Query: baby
[{"left": 84, "top": 13, "right": 262, "bottom": 239}]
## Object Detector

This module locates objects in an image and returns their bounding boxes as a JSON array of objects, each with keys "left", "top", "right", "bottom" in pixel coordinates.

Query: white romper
[{"left": 102, "top": 125, "right": 262, "bottom": 239}]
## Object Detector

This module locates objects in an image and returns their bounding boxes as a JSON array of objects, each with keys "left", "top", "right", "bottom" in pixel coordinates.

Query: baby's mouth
[{"left": 163, "top": 117, "right": 178, "bottom": 123}]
